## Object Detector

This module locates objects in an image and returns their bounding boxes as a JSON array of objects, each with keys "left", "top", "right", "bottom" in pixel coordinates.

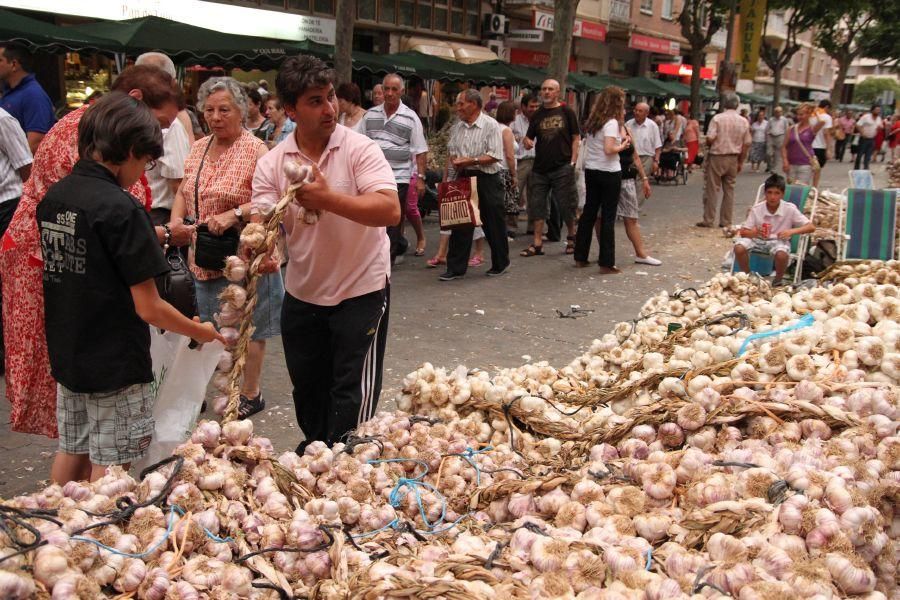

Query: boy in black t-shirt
[{"left": 37, "top": 93, "right": 224, "bottom": 485}]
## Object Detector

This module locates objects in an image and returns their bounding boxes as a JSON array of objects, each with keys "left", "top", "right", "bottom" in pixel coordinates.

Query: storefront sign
[
  {"left": 0, "top": 0, "right": 337, "bottom": 44},
  {"left": 628, "top": 33, "right": 680, "bottom": 56},
  {"left": 738, "top": 0, "right": 766, "bottom": 80},
  {"left": 657, "top": 63, "right": 714, "bottom": 79},
  {"left": 509, "top": 48, "right": 576, "bottom": 71},
  {"left": 507, "top": 29, "right": 545, "bottom": 43},
  {"left": 573, "top": 20, "right": 606, "bottom": 42},
  {"left": 533, "top": 9, "right": 606, "bottom": 42}
]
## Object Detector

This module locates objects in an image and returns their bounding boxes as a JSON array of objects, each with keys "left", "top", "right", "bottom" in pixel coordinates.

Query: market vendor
[{"left": 251, "top": 55, "right": 399, "bottom": 452}]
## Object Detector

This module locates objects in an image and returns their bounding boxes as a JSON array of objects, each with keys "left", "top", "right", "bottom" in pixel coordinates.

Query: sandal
[
  {"left": 468, "top": 255, "right": 484, "bottom": 267},
  {"left": 426, "top": 257, "right": 446, "bottom": 268},
  {"left": 565, "top": 236, "right": 575, "bottom": 255},
  {"left": 520, "top": 245, "right": 544, "bottom": 257},
  {"left": 414, "top": 246, "right": 426, "bottom": 257},
  {"left": 238, "top": 393, "right": 266, "bottom": 419}
]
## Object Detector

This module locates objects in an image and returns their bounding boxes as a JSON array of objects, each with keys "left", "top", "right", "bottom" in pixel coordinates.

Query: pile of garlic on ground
[{"left": 1, "top": 263, "right": 898, "bottom": 599}]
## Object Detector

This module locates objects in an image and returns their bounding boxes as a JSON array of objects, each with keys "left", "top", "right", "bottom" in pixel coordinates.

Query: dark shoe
[
  {"left": 695, "top": 222, "right": 713, "bottom": 228},
  {"left": 439, "top": 272, "right": 462, "bottom": 281},
  {"left": 520, "top": 245, "right": 544, "bottom": 257},
  {"left": 238, "top": 393, "right": 266, "bottom": 419},
  {"left": 575, "top": 260, "right": 590, "bottom": 268},
  {"left": 486, "top": 266, "right": 509, "bottom": 276},
  {"left": 565, "top": 236, "right": 575, "bottom": 255},
  {"left": 772, "top": 278, "right": 785, "bottom": 287}
]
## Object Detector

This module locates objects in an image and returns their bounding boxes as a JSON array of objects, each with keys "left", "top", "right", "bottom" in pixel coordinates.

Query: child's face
[
  {"left": 117, "top": 153, "right": 153, "bottom": 189},
  {"left": 764, "top": 187, "right": 784, "bottom": 211}
]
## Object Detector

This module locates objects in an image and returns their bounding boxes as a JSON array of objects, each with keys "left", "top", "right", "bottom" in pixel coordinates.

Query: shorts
[
  {"left": 527, "top": 163, "right": 577, "bottom": 223},
  {"left": 196, "top": 272, "right": 284, "bottom": 340},
  {"left": 617, "top": 179, "right": 639, "bottom": 219},
  {"left": 734, "top": 238, "right": 791, "bottom": 256},
  {"left": 57, "top": 382, "right": 155, "bottom": 466}
]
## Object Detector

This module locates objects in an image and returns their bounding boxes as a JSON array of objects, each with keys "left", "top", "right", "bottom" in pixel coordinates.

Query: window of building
[
  {"left": 798, "top": 51, "right": 806, "bottom": 72},
  {"left": 418, "top": 3, "right": 432, "bottom": 28},
  {"left": 450, "top": 9, "right": 463, "bottom": 33},
  {"left": 379, "top": 0, "right": 395, "bottom": 22},
  {"left": 434, "top": 7, "right": 448, "bottom": 30},
  {"left": 287, "top": 0, "right": 309, "bottom": 10},
  {"left": 399, "top": 0, "right": 414, "bottom": 26},
  {"left": 466, "top": 12, "right": 479, "bottom": 36},
  {"left": 661, "top": 0, "right": 673, "bottom": 19},
  {"left": 314, "top": 0, "right": 334, "bottom": 14},
  {"left": 640, "top": 0, "right": 653, "bottom": 15},
  {"left": 262, "top": 0, "right": 285, "bottom": 8},
  {"left": 358, "top": 0, "right": 376, "bottom": 20}
]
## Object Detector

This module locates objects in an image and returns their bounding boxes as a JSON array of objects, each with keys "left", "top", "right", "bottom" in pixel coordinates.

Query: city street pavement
[{"left": 0, "top": 158, "right": 890, "bottom": 498}]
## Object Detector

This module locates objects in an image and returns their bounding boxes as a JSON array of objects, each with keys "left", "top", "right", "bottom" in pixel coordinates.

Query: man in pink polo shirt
[{"left": 252, "top": 56, "right": 399, "bottom": 451}]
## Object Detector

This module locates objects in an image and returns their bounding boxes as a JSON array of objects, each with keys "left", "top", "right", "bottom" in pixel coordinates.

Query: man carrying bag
[{"left": 438, "top": 90, "right": 508, "bottom": 281}]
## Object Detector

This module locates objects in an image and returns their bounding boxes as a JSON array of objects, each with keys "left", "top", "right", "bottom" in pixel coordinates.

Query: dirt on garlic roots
[{"left": 1, "top": 262, "right": 898, "bottom": 600}]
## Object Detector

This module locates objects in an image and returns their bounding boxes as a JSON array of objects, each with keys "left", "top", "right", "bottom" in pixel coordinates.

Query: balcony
[
  {"left": 710, "top": 29, "right": 727, "bottom": 50},
  {"left": 764, "top": 11, "right": 788, "bottom": 43},
  {"left": 609, "top": 0, "right": 631, "bottom": 24}
]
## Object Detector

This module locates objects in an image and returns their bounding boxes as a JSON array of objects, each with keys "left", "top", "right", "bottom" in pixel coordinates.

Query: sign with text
[
  {"left": 533, "top": 9, "right": 606, "bottom": 42},
  {"left": 509, "top": 48, "right": 577, "bottom": 71},
  {"left": 507, "top": 29, "right": 545, "bottom": 43},
  {"left": 628, "top": 33, "right": 680, "bottom": 56},
  {"left": 738, "top": 0, "right": 767, "bottom": 80},
  {"left": 658, "top": 63, "right": 715, "bottom": 80},
  {"left": 0, "top": 0, "right": 337, "bottom": 43}
]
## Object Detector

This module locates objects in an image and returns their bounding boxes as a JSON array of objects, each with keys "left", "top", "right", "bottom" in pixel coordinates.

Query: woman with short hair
[
  {"left": 336, "top": 82, "right": 366, "bottom": 131},
  {"left": 170, "top": 76, "right": 281, "bottom": 419}
]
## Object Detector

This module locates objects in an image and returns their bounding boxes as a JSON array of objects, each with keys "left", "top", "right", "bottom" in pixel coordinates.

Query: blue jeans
[
  {"left": 855, "top": 137, "right": 874, "bottom": 170},
  {"left": 195, "top": 272, "right": 284, "bottom": 340}
]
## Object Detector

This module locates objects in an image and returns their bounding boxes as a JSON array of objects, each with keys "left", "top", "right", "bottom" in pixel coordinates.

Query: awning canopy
[
  {"left": 738, "top": 92, "right": 774, "bottom": 105},
  {"left": 67, "top": 16, "right": 320, "bottom": 68},
  {"left": 0, "top": 8, "right": 120, "bottom": 54}
]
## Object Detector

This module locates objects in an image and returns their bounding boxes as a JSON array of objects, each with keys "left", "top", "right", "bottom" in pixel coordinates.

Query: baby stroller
[{"left": 655, "top": 147, "right": 688, "bottom": 185}]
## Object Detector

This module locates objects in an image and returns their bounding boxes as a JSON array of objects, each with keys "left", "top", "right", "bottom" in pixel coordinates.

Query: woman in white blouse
[{"left": 574, "top": 86, "right": 631, "bottom": 274}]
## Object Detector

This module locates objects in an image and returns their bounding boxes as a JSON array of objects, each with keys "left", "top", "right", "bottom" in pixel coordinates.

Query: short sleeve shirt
[
  {"left": 583, "top": 119, "right": 621, "bottom": 172},
  {"left": 1, "top": 74, "right": 56, "bottom": 136},
  {"left": 252, "top": 124, "right": 397, "bottom": 306},
  {"left": 526, "top": 105, "right": 580, "bottom": 174},
  {"left": 0, "top": 107, "right": 32, "bottom": 202},
  {"left": 812, "top": 112, "right": 832, "bottom": 149},
  {"left": 148, "top": 118, "right": 191, "bottom": 211},
  {"left": 741, "top": 200, "right": 810, "bottom": 238},
  {"left": 37, "top": 159, "right": 169, "bottom": 393},
  {"left": 707, "top": 110, "right": 751, "bottom": 155},
  {"left": 361, "top": 103, "right": 428, "bottom": 183}
]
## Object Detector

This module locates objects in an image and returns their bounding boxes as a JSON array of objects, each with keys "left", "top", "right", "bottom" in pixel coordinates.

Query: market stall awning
[
  {"left": 67, "top": 16, "right": 316, "bottom": 68},
  {"left": 738, "top": 92, "right": 774, "bottom": 105},
  {"left": 619, "top": 76, "right": 663, "bottom": 96},
  {"left": 387, "top": 52, "right": 475, "bottom": 82},
  {"left": 0, "top": 8, "right": 120, "bottom": 53}
]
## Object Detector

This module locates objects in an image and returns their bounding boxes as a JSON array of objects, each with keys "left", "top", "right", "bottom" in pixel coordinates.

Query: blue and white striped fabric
[{"left": 361, "top": 103, "right": 427, "bottom": 183}]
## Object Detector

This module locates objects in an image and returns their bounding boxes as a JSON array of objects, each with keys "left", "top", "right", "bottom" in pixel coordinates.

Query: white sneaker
[{"left": 635, "top": 256, "right": 662, "bottom": 266}]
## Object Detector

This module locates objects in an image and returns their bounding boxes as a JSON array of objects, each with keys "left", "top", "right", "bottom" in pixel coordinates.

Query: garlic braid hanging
[{"left": 220, "top": 162, "right": 315, "bottom": 423}]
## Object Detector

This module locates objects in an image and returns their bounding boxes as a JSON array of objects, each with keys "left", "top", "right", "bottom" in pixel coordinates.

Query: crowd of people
[{"left": 0, "top": 40, "right": 895, "bottom": 482}]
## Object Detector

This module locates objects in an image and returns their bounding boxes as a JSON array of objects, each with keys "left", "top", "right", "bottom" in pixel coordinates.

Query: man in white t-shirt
[
  {"left": 146, "top": 118, "right": 190, "bottom": 226},
  {"left": 810, "top": 99, "right": 832, "bottom": 188},
  {"left": 251, "top": 56, "right": 399, "bottom": 451},
  {"left": 854, "top": 105, "right": 882, "bottom": 170}
]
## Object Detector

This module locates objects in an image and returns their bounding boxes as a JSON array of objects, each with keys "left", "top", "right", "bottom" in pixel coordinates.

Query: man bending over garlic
[{"left": 733, "top": 173, "right": 814, "bottom": 286}]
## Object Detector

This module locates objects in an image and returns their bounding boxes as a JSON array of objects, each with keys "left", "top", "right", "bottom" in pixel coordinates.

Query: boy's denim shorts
[
  {"left": 57, "top": 382, "right": 155, "bottom": 466},
  {"left": 195, "top": 272, "right": 284, "bottom": 340}
]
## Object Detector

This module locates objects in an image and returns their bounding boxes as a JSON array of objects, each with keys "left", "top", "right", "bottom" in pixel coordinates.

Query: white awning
[
  {"left": 399, "top": 36, "right": 456, "bottom": 60},
  {"left": 449, "top": 43, "right": 499, "bottom": 64}
]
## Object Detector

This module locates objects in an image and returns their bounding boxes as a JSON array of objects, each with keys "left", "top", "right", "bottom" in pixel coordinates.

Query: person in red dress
[{"left": 0, "top": 66, "right": 186, "bottom": 437}]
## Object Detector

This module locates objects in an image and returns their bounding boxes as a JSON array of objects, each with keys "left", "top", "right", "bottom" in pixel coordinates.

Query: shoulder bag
[
  {"left": 155, "top": 246, "right": 198, "bottom": 318},
  {"left": 192, "top": 136, "right": 240, "bottom": 270},
  {"left": 793, "top": 125, "right": 820, "bottom": 171}
]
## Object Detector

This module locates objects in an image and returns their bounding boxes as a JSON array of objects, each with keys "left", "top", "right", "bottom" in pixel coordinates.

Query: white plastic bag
[{"left": 133, "top": 328, "right": 223, "bottom": 472}]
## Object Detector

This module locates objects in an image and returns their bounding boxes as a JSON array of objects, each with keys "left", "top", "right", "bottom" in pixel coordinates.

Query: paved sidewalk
[{"left": 0, "top": 160, "right": 888, "bottom": 498}]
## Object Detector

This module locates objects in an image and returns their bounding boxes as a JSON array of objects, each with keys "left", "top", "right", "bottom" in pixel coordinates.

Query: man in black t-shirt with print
[{"left": 522, "top": 79, "right": 580, "bottom": 257}]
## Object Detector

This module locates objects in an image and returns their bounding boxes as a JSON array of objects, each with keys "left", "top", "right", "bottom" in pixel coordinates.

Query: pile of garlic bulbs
[{"left": 0, "top": 270, "right": 897, "bottom": 599}]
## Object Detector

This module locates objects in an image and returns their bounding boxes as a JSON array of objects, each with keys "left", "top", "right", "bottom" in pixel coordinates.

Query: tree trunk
[
  {"left": 333, "top": 0, "right": 356, "bottom": 84},
  {"left": 690, "top": 50, "right": 704, "bottom": 120},
  {"left": 772, "top": 66, "right": 782, "bottom": 111},
  {"left": 831, "top": 53, "right": 851, "bottom": 106},
  {"left": 548, "top": 0, "right": 577, "bottom": 90}
]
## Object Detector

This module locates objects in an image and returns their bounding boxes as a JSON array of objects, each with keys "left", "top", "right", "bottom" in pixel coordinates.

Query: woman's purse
[
  {"left": 155, "top": 247, "right": 197, "bottom": 318},
  {"left": 793, "top": 125, "right": 821, "bottom": 171},
  {"left": 192, "top": 137, "right": 240, "bottom": 270}
]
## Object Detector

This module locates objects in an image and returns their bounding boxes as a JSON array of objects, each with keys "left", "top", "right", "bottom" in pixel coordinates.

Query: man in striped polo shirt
[{"left": 361, "top": 73, "right": 428, "bottom": 264}]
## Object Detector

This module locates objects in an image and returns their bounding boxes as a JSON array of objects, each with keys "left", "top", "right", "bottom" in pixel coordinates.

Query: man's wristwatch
[{"left": 234, "top": 206, "right": 244, "bottom": 223}]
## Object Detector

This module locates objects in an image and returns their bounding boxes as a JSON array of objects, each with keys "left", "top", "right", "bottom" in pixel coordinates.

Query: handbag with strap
[
  {"left": 793, "top": 125, "right": 820, "bottom": 171},
  {"left": 192, "top": 136, "right": 240, "bottom": 270},
  {"left": 155, "top": 247, "right": 197, "bottom": 318},
  {"left": 437, "top": 176, "right": 481, "bottom": 230}
]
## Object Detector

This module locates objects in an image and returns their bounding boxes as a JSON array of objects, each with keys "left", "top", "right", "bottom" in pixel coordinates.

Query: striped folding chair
[
  {"left": 732, "top": 183, "right": 817, "bottom": 282},
  {"left": 848, "top": 170, "right": 874, "bottom": 190},
  {"left": 838, "top": 188, "right": 898, "bottom": 260}
]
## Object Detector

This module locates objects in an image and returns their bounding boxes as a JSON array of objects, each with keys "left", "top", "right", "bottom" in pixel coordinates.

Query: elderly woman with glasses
[{"left": 169, "top": 76, "right": 282, "bottom": 419}]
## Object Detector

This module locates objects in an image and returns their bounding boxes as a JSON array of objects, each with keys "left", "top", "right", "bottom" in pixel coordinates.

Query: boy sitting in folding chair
[{"left": 733, "top": 174, "right": 815, "bottom": 286}]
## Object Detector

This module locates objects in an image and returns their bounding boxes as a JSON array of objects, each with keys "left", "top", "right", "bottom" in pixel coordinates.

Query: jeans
[
  {"left": 835, "top": 137, "right": 848, "bottom": 162},
  {"left": 855, "top": 138, "right": 875, "bottom": 170},
  {"left": 575, "top": 170, "right": 621, "bottom": 267}
]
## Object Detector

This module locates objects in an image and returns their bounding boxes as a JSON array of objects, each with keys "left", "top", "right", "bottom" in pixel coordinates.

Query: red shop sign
[
  {"left": 657, "top": 63, "right": 715, "bottom": 79},
  {"left": 629, "top": 33, "right": 680, "bottom": 56},
  {"left": 509, "top": 48, "right": 577, "bottom": 71},
  {"left": 574, "top": 20, "right": 607, "bottom": 42}
]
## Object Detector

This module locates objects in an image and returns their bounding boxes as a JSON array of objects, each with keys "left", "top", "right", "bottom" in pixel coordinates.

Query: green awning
[
  {"left": 619, "top": 76, "right": 663, "bottom": 96},
  {"left": 67, "top": 16, "right": 313, "bottom": 68},
  {"left": 738, "top": 92, "right": 774, "bottom": 105},
  {"left": 463, "top": 60, "right": 530, "bottom": 87},
  {"left": 0, "top": 8, "right": 120, "bottom": 53}
]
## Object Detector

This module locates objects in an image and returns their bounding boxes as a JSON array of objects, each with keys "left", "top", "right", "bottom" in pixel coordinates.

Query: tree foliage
[
  {"left": 858, "top": 3, "right": 900, "bottom": 67},
  {"left": 759, "top": 0, "right": 820, "bottom": 107},
  {"left": 854, "top": 77, "right": 900, "bottom": 105},
  {"left": 677, "top": 0, "right": 729, "bottom": 119}
]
